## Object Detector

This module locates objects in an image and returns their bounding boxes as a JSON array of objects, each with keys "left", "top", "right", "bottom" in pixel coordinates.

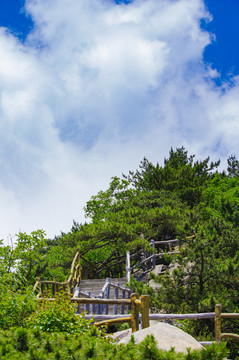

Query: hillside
[{"left": 0, "top": 147, "right": 238, "bottom": 357}]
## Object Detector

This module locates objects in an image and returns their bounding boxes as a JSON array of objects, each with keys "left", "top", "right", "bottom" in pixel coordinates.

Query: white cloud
[{"left": 0, "top": 0, "right": 238, "bottom": 240}]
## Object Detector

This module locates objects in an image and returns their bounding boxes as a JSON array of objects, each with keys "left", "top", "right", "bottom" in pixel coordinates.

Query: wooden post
[
  {"left": 141, "top": 295, "right": 150, "bottom": 329},
  {"left": 126, "top": 251, "right": 131, "bottom": 283},
  {"left": 35, "top": 277, "right": 41, "bottom": 296},
  {"left": 97, "top": 296, "right": 100, "bottom": 314},
  {"left": 215, "top": 304, "right": 222, "bottom": 344},
  {"left": 88, "top": 292, "right": 92, "bottom": 314},
  {"left": 131, "top": 293, "right": 140, "bottom": 333},
  {"left": 68, "top": 277, "right": 72, "bottom": 295},
  {"left": 114, "top": 284, "right": 119, "bottom": 315},
  {"left": 151, "top": 240, "right": 155, "bottom": 269},
  {"left": 53, "top": 278, "right": 56, "bottom": 297},
  {"left": 105, "top": 278, "right": 110, "bottom": 315},
  {"left": 78, "top": 254, "right": 82, "bottom": 282},
  {"left": 121, "top": 290, "right": 125, "bottom": 314},
  {"left": 128, "top": 290, "right": 131, "bottom": 313},
  {"left": 84, "top": 292, "right": 90, "bottom": 314}
]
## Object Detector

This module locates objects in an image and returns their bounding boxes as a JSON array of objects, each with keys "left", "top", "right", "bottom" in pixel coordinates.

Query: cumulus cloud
[{"left": 0, "top": 0, "right": 238, "bottom": 240}]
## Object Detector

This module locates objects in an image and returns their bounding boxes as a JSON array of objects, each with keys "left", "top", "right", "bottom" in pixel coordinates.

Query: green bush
[
  {"left": 0, "top": 328, "right": 229, "bottom": 360},
  {"left": 26, "top": 293, "right": 101, "bottom": 335},
  {"left": 0, "top": 286, "right": 36, "bottom": 329}
]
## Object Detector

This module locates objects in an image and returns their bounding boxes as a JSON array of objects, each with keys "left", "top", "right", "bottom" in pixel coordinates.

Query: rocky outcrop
[{"left": 114, "top": 322, "right": 203, "bottom": 353}]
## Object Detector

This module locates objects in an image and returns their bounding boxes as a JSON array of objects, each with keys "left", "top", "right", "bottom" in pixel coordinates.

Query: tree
[
  {"left": 13, "top": 230, "right": 47, "bottom": 285},
  {"left": 227, "top": 155, "right": 239, "bottom": 177},
  {"left": 125, "top": 147, "right": 220, "bottom": 207}
]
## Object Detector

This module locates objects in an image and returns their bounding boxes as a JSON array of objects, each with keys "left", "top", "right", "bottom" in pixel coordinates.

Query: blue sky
[
  {"left": 0, "top": 0, "right": 239, "bottom": 240},
  {"left": 1, "top": 0, "right": 238, "bottom": 79},
  {"left": 202, "top": 0, "right": 239, "bottom": 80}
]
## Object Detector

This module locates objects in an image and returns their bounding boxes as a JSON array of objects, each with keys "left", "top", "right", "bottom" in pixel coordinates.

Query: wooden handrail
[
  {"left": 129, "top": 251, "right": 179, "bottom": 271},
  {"left": 215, "top": 304, "right": 239, "bottom": 344},
  {"left": 153, "top": 239, "right": 179, "bottom": 245},
  {"left": 70, "top": 298, "right": 131, "bottom": 305},
  {"left": 221, "top": 333, "right": 239, "bottom": 341},
  {"left": 110, "top": 282, "right": 131, "bottom": 293},
  {"left": 34, "top": 249, "right": 82, "bottom": 297},
  {"left": 221, "top": 313, "right": 239, "bottom": 319},
  {"left": 95, "top": 317, "right": 131, "bottom": 327}
]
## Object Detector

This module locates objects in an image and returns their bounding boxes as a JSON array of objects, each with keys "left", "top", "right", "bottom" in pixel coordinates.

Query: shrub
[
  {"left": 0, "top": 328, "right": 229, "bottom": 360},
  {"left": 0, "top": 286, "right": 36, "bottom": 329},
  {"left": 26, "top": 293, "right": 101, "bottom": 335}
]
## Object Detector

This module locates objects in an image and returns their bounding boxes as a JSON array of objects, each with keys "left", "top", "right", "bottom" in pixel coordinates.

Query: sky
[{"left": 0, "top": 0, "right": 239, "bottom": 241}]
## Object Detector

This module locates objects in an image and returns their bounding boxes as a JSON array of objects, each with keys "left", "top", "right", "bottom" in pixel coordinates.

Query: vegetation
[
  {"left": 0, "top": 146, "right": 238, "bottom": 357},
  {"left": 0, "top": 327, "right": 228, "bottom": 360}
]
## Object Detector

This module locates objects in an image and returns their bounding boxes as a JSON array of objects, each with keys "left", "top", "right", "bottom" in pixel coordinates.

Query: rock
[
  {"left": 117, "top": 322, "right": 203, "bottom": 353},
  {"left": 111, "top": 328, "right": 132, "bottom": 341},
  {"left": 148, "top": 279, "right": 162, "bottom": 290},
  {"left": 151, "top": 264, "right": 165, "bottom": 276}
]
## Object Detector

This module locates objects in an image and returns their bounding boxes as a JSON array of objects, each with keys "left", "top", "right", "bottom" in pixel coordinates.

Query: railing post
[
  {"left": 131, "top": 293, "right": 139, "bottom": 333},
  {"left": 121, "top": 290, "right": 125, "bottom": 314},
  {"left": 141, "top": 295, "right": 150, "bottom": 329},
  {"left": 100, "top": 291, "right": 104, "bottom": 314},
  {"left": 88, "top": 292, "right": 92, "bottom": 314},
  {"left": 128, "top": 290, "right": 131, "bottom": 313},
  {"left": 78, "top": 251, "right": 82, "bottom": 282},
  {"left": 52, "top": 278, "right": 56, "bottom": 297},
  {"left": 114, "top": 283, "right": 119, "bottom": 315},
  {"left": 96, "top": 296, "right": 100, "bottom": 314},
  {"left": 84, "top": 292, "right": 90, "bottom": 314},
  {"left": 126, "top": 251, "right": 131, "bottom": 283},
  {"left": 215, "top": 304, "right": 222, "bottom": 344},
  {"left": 150, "top": 240, "right": 155, "bottom": 269},
  {"left": 105, "top": 278, "right": 111, "bottom": 315},
  {"left": 68, "top": 277, "right": 72, "bottom": 296},
  {"left": 40, "top": 282, "right": 44, "bottom": 297}
]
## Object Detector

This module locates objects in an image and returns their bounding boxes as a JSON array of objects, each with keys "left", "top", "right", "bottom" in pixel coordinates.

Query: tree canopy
[{"left": 0, "top": 146, "right": 238, "bottom": 356}]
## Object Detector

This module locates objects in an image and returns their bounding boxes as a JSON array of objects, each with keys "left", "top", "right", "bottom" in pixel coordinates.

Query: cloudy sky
[{"left": 0, "top": 0, "right": 239, "bottom": 241}]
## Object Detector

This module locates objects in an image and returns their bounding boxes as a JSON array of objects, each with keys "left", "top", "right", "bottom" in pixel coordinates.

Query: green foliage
[
  {"left": 0, "top": 327, "right": 229, "bottom": 360},
  {"left": 125, "top": 147, "right": 220, "bottom": 207},
  {"left": 0, "top": 239, "right": 13, "bottom": 276},
  {"left": 26, "top": 293, "right": 97, "bottom": 334},
  {"left": 13, "top": 230, "right": 47, "bottom": 285},
  {"left": 227, "top": 154, "right": 239, "bottom": 177},
  {"left": 0, "top": 147, "right": 238, "bottom": 357},
  {"left": 75, "top": 183, "right": 189, "bottom": 278},
  {"left": 0, "top": 286, "right": 36, "bottom": 329}
]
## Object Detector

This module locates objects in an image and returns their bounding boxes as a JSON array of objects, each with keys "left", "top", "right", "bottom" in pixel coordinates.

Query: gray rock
[{"left": 118, "top": 322, "right": 203, "bottom": 353}]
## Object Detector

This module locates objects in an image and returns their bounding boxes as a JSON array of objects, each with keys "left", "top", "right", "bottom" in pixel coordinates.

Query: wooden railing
[
  {"left": 33, "top": 249, "right": 82, "bottom": 297},
  {"left": 67, "top": 249, "right": 82, "bottom": 294},
  {"left": 63, "top": 278, "right": 131, "bottom": 315},
  {"left": 125, "top": 235, "right": 196, "bottom": 282},
  {"left": 87, "top": 304, "right": 238, "bottom": 343},
  {"left": 125, "top": 241, "right": 179, "bottom": 282},
  {"left": 71, "top": 293, "right": 150, "bottom": 333},
  {"left": 215, "top": 304, "right": 239, "bottom": 344},
  {"left": 35, "top": 287, "right": 239, "bottom": 343}
]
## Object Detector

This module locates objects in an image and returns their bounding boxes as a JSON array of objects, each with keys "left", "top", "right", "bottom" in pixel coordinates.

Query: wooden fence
[
  {"left": 35, "top": 287, "right": 239, "bottom": 343},
  {"left": 125, "top": 239, "right": 180, "bottom": 282},
  {"left": 71, "top": 293, "right": 149, "bottom": 333},
  {"left": 74, "top": 301, "right": 238, "bottom": 343},
  {"left": 33, "top": 249, "right": 82, "bottom": 297},
  {"left": 74, "top": 279, "right": 131, "bottom": 315},
  {"left": 215, "top": 304, "right": 239, "bottom": 344}
]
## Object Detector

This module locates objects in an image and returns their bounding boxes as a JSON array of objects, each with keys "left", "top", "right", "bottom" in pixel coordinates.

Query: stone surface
[{"left": 116, "top": 322, "right": 203, "bottom": 353}]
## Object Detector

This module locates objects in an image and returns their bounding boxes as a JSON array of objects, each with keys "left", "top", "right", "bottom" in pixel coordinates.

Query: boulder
[{"left": 117, "top": 322, "right": 203, "bottom": 353}]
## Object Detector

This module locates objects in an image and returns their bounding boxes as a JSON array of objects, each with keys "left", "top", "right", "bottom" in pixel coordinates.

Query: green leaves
[
  {"left": 26, "top": 293, "right": 95, "bottom": 334},
  {"left": 0, "top": 328, "right": 229, "bottom": 360},
  {"left": 13, "top": 230, "right": 47, "bottom": 285}
]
